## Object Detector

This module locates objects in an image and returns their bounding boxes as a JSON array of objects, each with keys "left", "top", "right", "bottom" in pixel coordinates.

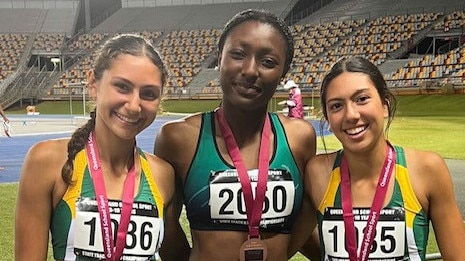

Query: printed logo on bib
[
  {"left": 321, "top": 207, "right": 405, "bottom": 260},
  {"left": 74, "top": 197, "right": 162, "bottom": 260},
  {"left": 209, "top": 168, "right": 295, "bottom": 227}
]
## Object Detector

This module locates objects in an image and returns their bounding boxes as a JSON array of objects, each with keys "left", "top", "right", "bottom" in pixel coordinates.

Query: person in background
[
  {"left": 278, "top": 79, "right": 304, "bottom": 119},
  {"left": 303, "top": 56, "right": 465, "bottom": 260},
  {"left": 154, "top": 9, "right": 319, "bottom": 261},
  {"left": 15, "top": 34, "right": 178, "bottom": 261},
  {"left": 0, "top": 102, "right": 11, "bottom": 170},
  {"left": 0, "top": 103, "right": 9, "bottom": 123}
]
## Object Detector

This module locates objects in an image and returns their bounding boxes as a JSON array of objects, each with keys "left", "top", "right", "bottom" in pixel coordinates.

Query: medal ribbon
[
  {"left": 216, "top": 108, "right": 271, "bottom": 238},
  {"left": 85, "top": 131, "right": 136, "bottom": 261},
  {"left": 340, "top": 143, "right": 395, "bottom": 261}
]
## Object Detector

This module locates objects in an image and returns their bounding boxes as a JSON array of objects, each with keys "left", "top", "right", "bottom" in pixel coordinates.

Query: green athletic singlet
[
  {"left": 50, "top": 148, "right": 165, "bottom": 260},
  {"left": 184, "top": 111, "right": 303, "bottom": 233},
  {"left": 317, "top": 146, "right": 429, "bottom": 260}
]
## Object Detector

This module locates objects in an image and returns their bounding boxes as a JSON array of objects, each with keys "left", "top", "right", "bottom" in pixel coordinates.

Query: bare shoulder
[
  {"left": 154, "top": 113, "right": 203, "bottom": 178},
  {"left": 403, "top": 147, "right": 449, "bottom": 177},
  {"left": 155, "top": 113, "right": 202, "bottom": 150},
  {"left": 160, "top": 113, "right": 203, "bottom": 131},
  {"left": 143, "top": 152, "right": 176, "bottom": 203},
  {"left": 25, "top": 138, "right": 69, "bottom": 166},
  {"left": 20, "top": 138, "right": 70, "bottom": 192},
  {"left": 276, "top": 114, "right": 317, "bottom": 162},
  {"left": 277, "top": 114, "right": 316, "bottom": 138},
  {"left": 307, "top": 152, "right": 337, "bottom": 180},
  {"left": 305, "top": 152, "right": 338, "bottom": 208},
  {"left": 144, "top": 151, "right": 175, "bottom": 176},
  {"left": 403, "top": 147, "right": 452, "bottom": 205}
]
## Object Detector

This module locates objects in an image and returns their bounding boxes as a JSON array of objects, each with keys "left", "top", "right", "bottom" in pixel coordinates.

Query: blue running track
[{"left": 0, "top": 115, "right": 330, "bottom": 183}]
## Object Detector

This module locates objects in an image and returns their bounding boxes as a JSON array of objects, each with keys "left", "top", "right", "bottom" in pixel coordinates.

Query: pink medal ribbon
[
  {"left": 340, "top": 143, "right": 395, "bottom": 261},
  {"left": 216, "top": 108, "right": 271, "bottom": 238},
  {"left": 85, "top": 132, "right": 136, "bottom": 261}
]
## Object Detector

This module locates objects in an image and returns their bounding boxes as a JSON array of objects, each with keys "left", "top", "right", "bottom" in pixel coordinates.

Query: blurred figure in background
[
  {"left": 0, "top": 102, "right": 11, "bottom": 170},
  {"left": 0, "top": 103, "right": 9, "bottom": 124},
  {"left": 278, "top": 79, "right": 304, "bottom": 119}
]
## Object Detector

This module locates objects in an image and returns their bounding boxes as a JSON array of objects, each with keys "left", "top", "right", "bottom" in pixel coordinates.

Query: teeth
[
  {"left": 116, "top": 113, "right": 138, "bottom": 123},
  {"left": 346, "top": 126, "right": 365, "bottom": 135}
]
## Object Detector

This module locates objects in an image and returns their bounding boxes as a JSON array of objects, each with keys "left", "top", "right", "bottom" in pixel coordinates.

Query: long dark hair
[{"left": 319, "top": 56, "right": 397, "bottom": 150}]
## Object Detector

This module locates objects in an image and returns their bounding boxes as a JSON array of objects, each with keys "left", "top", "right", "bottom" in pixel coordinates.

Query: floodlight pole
[
  {"left": 69, "top": 89, "right": 73, "bottom": 115},
  {"left": 66, "top": 81, "right": 87, "bottom": 117},
  {"left": 82, "top": 81, "right": 86, "bottom": 116}
]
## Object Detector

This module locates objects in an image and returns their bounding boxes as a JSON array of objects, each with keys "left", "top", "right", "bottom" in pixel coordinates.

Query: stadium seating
[
  {"left": 0, "top": 33, "right": 27, "bottom": 80},
  {"left": 0, "top": 0, "right": 464, "bottom": 102}
]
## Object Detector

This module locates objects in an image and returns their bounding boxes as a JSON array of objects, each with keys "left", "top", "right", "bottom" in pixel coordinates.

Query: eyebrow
[
  {"left": 113, "top": 77, "right": 161, "bottom": 89},
  {"left": 232, "top": 38, "right": 282, "bottom": 54},
  {"left": 327, "top": 88, "right": 370, "bottom": 103}
]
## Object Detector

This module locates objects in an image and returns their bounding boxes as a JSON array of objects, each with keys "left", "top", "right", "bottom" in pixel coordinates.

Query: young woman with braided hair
[{"left": 15, "top": 34, "right": 179, "bottom": 261}]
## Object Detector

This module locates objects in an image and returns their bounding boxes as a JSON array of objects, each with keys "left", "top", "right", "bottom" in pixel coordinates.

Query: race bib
[
  {"left": 321, "top": 207, "right": 406, "bottom": 260},
  {"left": 74, "top": 197, "right": 162, "bottom": 260},
  {"left": 209, "top": 169, "right": 295, "bottom": 226}
]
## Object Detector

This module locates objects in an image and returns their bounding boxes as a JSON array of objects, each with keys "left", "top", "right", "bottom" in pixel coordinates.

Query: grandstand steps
[
  {"left": 186, "top": 68, "right": 219, "bottom": 95},
  {"left": 200, "top": 53, "right": 218, "bottom": 69},
  {"left": 387, "top": 13, "right": 447, "bottom": 61},
  {"left": 378, "top": 58, "right": 418, "bottom": 75},
  {"left": 0, "top": 33, "right": 38, "bottom": 108},
  {"left": 20, "top": 33, "right": 37, "bottom": 67}
]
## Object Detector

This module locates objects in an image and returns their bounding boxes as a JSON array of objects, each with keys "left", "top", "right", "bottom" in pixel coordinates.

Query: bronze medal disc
[{"left": 239, "top": 238, "right": 268, "bottom": 261}]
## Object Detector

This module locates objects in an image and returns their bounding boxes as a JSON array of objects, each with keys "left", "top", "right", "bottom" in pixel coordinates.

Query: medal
[
  {"left": 85, "top": 132, "right": 137, "bottom": 261},
  {"left": 216, "top": 107, "right": 271, "bottom": 260},
  {"left": 340, "top": 142, "right": 395, "bottom": 261},
  {"left": 239, "top": 237, "right": 268, "bottom": 261}
]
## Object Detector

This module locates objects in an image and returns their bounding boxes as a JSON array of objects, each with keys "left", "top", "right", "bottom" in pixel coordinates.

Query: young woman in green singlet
[
  {"left": 15, "top": 34, "right": 177, "bottom": 261},
  {"left": 303, "top": 56, "right": 465, "bottom": 260},
  {"left": 154, "top": 9, "right": 320, "bottom": 261}
]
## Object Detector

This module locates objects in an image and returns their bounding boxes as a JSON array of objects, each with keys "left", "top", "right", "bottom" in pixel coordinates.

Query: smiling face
[
  {"left": 88, "top": 54, "right": 163, "bottom": 141},
  {"left": 325, "top": 71, "right": 389, "bottom": 153},
  {"left": 218, "top": 20, "right": 287, "bottom": 111}
]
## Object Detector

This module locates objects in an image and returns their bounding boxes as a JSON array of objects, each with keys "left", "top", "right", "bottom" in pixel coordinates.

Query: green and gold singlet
[
  {"left": 317, "top": 146, "right": 429, "bottom": 260},
  {"left": 50, "top": 148, "right": 165, "bottom": 260}
]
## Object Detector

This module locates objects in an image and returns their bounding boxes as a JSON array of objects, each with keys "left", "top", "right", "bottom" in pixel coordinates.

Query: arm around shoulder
[
  {"left": 296, "top": 154, "right": 336, "bottom": 261},
  {"left": 159, "top": 184, "right": 191, "bottom": 261},
  {"left": 153, "top": 119, "right": 196, "bottom": 261},
  {"left": 150, "top": 155, "right": 191, "bottom": 261}
]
